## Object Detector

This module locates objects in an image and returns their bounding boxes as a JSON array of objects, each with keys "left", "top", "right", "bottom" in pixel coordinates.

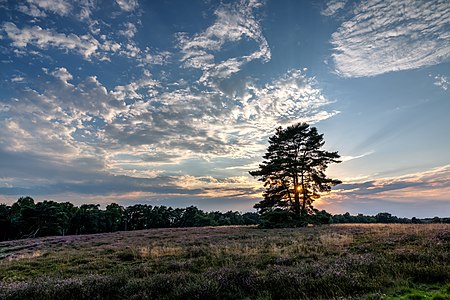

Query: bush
[{"left": 259, "top": 209, "right": 332, "bottom": 228}]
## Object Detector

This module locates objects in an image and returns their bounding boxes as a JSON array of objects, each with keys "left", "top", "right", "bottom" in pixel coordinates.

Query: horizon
[
  {"left": 3, "top": 196, "right": 450, "bottom": 220},
  {"left": 0, "top": 0, "right": 449, "bottom": 219}
]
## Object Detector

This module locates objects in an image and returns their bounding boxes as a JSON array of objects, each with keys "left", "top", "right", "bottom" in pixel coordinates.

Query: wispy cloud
[
  {"left": 119, "top": 22, "right": 137, "bottom": 39},
  {"left": 340, "top": 151, "right": 374, "bottom": 162},
  {"left": 330, "top": 0, "right": 450, "bottom": 77},
  {"left": 318, "top": 164, "right": 450, "bottom": 216},
  {"left": 10, "top": 75, "right": 25, "bottom": 83},
  {"left": 332, "top": 164, "right": 450, "bottom": 200},
  {"left": 177, "top": 0, "right": 270, "bottom": 85},
  {"left": 17, "top": 3, "right": 47, "bottom": 17},
  {"left": 22, "top": 0, "right": 72, "bottom": 17},
  {"left": 432, "top": 74, "right": 449, "bottom": 91},
  {"left": 78, "top": 0, "right": 96, "bottom": 21},
  {"left": 0, "top": 1, "right": 340, "bottom": 210},
  {"left": 116, "top": 0, "right": 138, "bottom": 12},
  {"left": 3, "top": 65, "right": 335, "bottom": 176},
  {"left": 50, "top": 67, "right": 73, "bottom": 83},
  {"left": 230, "top": 69, "right": 338, "bottom": 131},
  {"left": 321, "top": 0, "right": 347, "bottom": 17},
  {"left": 2, "top": 22, "right": 100, "bottom": 59}
]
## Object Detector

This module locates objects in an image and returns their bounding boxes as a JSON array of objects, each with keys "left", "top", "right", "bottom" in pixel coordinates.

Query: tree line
[
  {"left": 1, "top": 197, "right": 447, "bottom": 242},
  {"left": 332, "top": 212, "right": 450, "bottom": 225},
  {"left": 0, "top": 197, "right": 260, "bottom": 241}
]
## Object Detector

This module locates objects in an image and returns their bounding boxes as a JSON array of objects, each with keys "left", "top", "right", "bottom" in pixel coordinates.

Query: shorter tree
[{"left": 250, "top": 123, "right": 341, "bottom": 226}]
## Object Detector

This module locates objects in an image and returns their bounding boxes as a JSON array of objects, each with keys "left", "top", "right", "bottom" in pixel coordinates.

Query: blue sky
[{"left": 0, "top": 0, "right": 449, "bottom": 217}]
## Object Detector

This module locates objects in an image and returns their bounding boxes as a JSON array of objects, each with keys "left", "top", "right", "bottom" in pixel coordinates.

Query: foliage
[
  {"left": 2, "top": 196, "right": 448, "bottom": 242},
  {"left": 0, "top": 197, "right": 260, "bottom": 241},
  {"left": 331, "top": 212, "right": 450, "bottom": 224},
  {"left": 1, "top": 224, "right": 449, "bottom": 299},
  {"left": 250, "top": 123, "right": 341, "bottom": 226}
]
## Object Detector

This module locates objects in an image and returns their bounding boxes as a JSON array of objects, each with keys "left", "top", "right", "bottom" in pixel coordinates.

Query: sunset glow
[{"left": 0, "top": 0, "right": 449, "bottom": 217}]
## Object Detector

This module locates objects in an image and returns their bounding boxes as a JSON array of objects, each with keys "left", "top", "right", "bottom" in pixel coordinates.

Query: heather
[{"left": 1, "top": 224, "right": 449, "bottom": 299}]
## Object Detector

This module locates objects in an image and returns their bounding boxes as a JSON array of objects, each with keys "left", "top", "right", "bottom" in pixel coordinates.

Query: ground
[{"left": 1, "top": 224, "right": 449, "bottom": 299}]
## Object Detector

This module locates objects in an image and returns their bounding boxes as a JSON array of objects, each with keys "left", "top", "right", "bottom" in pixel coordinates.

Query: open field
[{"left": 1, "top": 224, "right": 449, "bottom": 299}]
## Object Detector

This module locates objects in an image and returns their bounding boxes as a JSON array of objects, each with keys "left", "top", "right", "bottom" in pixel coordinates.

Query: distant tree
[
  {"left": 71, "top": 204, "right": 102, "bottom": 234},
  {"left": 105, "top": 203, "right": 125, "bottom": 232},
  {"left": 376, "top": 212, "right": 394, "bottom": 223},
  {"left": 10, "top": 196, "right": 39, "bottom": 238},
  {"left": 310, "top": 209, "right": 332, "bottom": 225},
  {"left": 2, "top": 197, "right": 266, "bottom": 241},
  {"left": 34, "top": 200, "right": 71, "bottom": 236},
  {"left": 58, "top": 202, "right": 76, "bottom": 235},
  {"left": 411, "top": 217, "right": 421, "bottom": 224},
  {"left": 431, "top": 216, "right": 442, "bottom": 224},
  {"left": 242, "top": 212, "right": 260, "bottom": 225},
  {"left": 150, "top": 206, "right": 173, "bottom": 228},
  {"left": 177, "top": 206, "right": 213, "bottom": 227},
  {"left": 250, "top": 123, "right": 341, "bottom": 226},
  {"left": 126, "top": 204, "right": 149, "bottom": 230},
  {"left": 0, "top": 204, "right": 12, "bottom": 241}
]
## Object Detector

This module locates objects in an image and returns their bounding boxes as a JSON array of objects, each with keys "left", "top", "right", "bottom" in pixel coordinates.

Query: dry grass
[{"left": 320, "top": 232, "right": 353, "bottom": 248}]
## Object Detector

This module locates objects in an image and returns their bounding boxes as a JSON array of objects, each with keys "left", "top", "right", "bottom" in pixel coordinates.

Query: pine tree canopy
[{"left": 250, "top": 123, "right": 341, "bottom": 218}]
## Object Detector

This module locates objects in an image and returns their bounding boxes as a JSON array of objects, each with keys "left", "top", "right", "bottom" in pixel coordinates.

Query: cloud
[
  {"left": 340, "top": 151, "right": 374, "bottom": 162},
  {"left": 321, "top": 0, "right": 347, "bottom": 16},
  {"left": 0, "top": 68, "right": 132, "bottom": 164},
  {"left": 26, "top": 0, "right": 72, "bottom": 16},
  {"left": 330, "top": 164, "right": 450, "bottom": 201},
  {"left": 172, "top": 174, "right": 259, "bottom": 196},
  {"left": 177, "top": 0, "right": 270, "bottom": 85},
  {"left": 17, "top": 3, "right": 47, "bottom": 17},
  {"left": 317, "top": 164, "right": 450, "bottom": 217},
  {"left": 11, "top": 75, "right": 25, "bottom": 83},
  {"left": 0, "top": 1, "right": 339, "bottom": 210},
  {"left": 50, "top": 67, "right": 73, "bottom": 83},
  {"left": 3, "top": 65, "right": 335, "bottom": 181},
  {"left": 111, "top": 76, "right": 159, "bottom": 101},
  {"left": 317, "top": 197, "right": 450, "bottom": 218},
  {"left": 119, "top": 22, "right": 137, "bottom": 39},
  {"left": 0, "top": 146, "right": 186, "bottom": 197},
  {"left": 330, "top": 0, "right": 450, "bottom": 77},
  {"left": 139, "top": 50, "right": 171, "bottom": 65},
  {"left": 103, "top": 68, "right": 336, "bottom": 160},
  {"left": 234, "top": 69, "right": 338, "bottom": 128},
  {"left": 0, "top": 143, "right": 260, "bottom": 211},
  {"left": 78, "top": 0, "right": 96, "bottom": 21},
  {"left": 116, "top": 0, "right": 138, "bottom": 12},
  {"left": 2, "top": 22, "right": 100, "bottom": 59},
  {"left": 433, "top": 74, "right": 449, "bottom": 90}
]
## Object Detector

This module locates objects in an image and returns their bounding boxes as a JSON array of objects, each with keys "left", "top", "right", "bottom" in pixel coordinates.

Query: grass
[{"left": 0, "top": 224, "right": 449, "bottom": 299}]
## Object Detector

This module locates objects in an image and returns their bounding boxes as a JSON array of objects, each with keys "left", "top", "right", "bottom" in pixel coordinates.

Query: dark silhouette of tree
[
  {"left": 10, "top": 196, "right": 38, "bottom": 238},
  {"left": 331, "top": 212, "right": 412, "bottom": 224},
  {"left": 105, "top": 203, "right": 125, "bottom": 232},
  {"left": 71, "top": 204, "right": 102, "bottom": 234},
  {"left": 242, "top": 212, "right": 260, "bottom": 225},
  {"left": 58, "top": 202, "right": 76, "bottom": 235},
  {"left": 0, "top": 204, "right": 12, "bottom": 240},
  {"left": 250, "top": 123, "right": 341, "bottom": 226},
  {"left": 34, "top": 201, "right": 71, "bottom": 236},
  {"left": 125, "top": 204, "right": 148, "bottom": 230},
  {"left": 1, "top": 196, "right": 447, "bottom": 241}
]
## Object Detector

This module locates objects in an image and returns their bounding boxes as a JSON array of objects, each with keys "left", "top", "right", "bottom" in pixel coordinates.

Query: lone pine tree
[{"left": 250, "top": 123, "right": 341, "bottom": 224}]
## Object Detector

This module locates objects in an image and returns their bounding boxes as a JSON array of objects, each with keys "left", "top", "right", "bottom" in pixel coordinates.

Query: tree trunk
[
  {"left": 294, "top": 188, "right": 300, "bottom": 216},
  {"left": 301, "top": 175, "right": 307, "bottom": 216}
]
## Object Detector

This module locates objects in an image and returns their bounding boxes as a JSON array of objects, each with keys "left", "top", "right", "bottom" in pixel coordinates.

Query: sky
[{"left": 0, "top": 0, "right": 449, "bottom": 218}]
